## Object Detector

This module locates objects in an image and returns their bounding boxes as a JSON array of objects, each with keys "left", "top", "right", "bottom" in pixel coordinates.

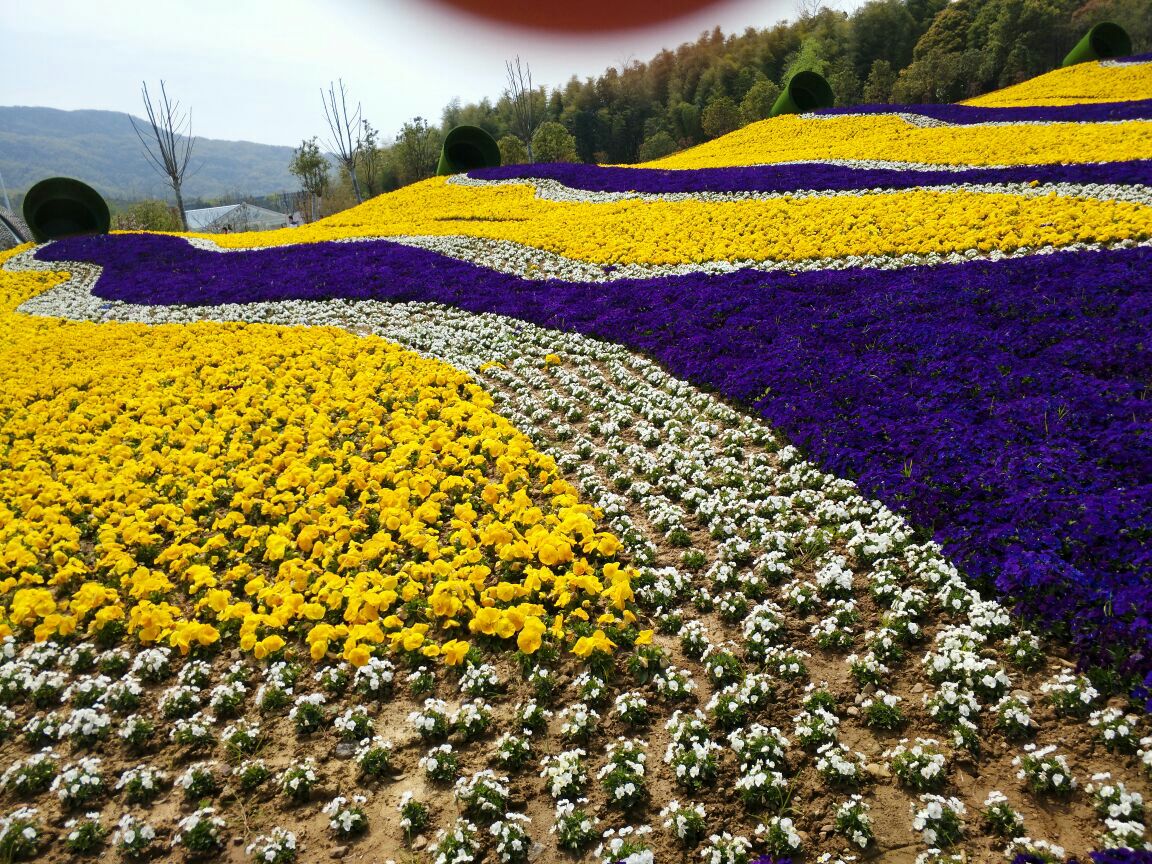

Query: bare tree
[
  {"left": 796, "top": 0, "right": 825, "bottom": 22},
  {"left": 322, "top": 79, "right": 364, "bottom": 204},
  {"left": 505, "top": 57, "right": 540, "bottom": 161},
  {"left": 131, "top": 81, "right": 197, "bottom": 231}
]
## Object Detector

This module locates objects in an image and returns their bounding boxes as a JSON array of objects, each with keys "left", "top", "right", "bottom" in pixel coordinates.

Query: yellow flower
[
  {"left": 0, "top": 244, "right": 641, "bottom": 665},
  {"left": 400, "top": 627, "right": 426, "bottom": 652},
  {"left": 307, "top": 622, "right": 341, "bottom": 661},
  {"left": 344, "top": 643, "right": 371, "bottom": 667},
  {"left": 602, "top": 578, "right": 634, "bottom": 612},
  {"left": 299, "top": 602, "right": 327, "bottom": 621},
  {"left": 264, "top": 534, "right": 291, "bottom": 562},
  {"left": 430, "top": 589, "right": 463, "bottom": 618},
  {"left": 10, "top": 587, "right": 56, "bottom": 625},
  {"left": 517, "top": 616, "right": 546, "bottom": 654},
  {"left": 536, "top": 533, "right": 573, "bottom": 567},
  {"left": 586, "top": 532, "right": 620, "bottom": 557},
  {"left": 169, "top": 621, "right": 220, "bottom": 654},
  {"left": 572, "top": 628, "right": 616, "bottom": 658},
  {"left": 253, "top": 634, "right": 285, "bottom": 659},
  {"left": 634, "top": 629, "right": 654, "bottom": 646},
  {"left": 33, "top": 613, "right": 76, "bottom": 641},
  {"left": 494, "top": 614, "right": 517, "bottom": 640},
  {"left": 494, "top": 581, "right": 521, "bottom": 603},
  {"left": 469, "top": 606, "right": 502, "bottom": 636},
  {"left": 440, "top": 639, "right": 470, "bottom": 666}
]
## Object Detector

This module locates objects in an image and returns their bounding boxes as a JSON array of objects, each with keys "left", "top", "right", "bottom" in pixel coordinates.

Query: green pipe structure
[
  {"left": 769, "top": 71, "right": 835, "bottom": 118},
  {"left": 437, "top": 125, "right": 501, "bottom": 176},
  {"left": 23, "top": 177, "right": 110, "bottom": 243},
  {"left": 1062, "top": 22, "right": 1132, "bottom": 67}
]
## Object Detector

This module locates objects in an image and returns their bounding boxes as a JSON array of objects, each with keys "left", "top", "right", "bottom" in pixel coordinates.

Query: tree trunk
[
  {"left": 349, "top": 168, "right": 363, "bottom": 204},
  {"left": 173, "top": 182, "right": 188, "bottom": 231}
]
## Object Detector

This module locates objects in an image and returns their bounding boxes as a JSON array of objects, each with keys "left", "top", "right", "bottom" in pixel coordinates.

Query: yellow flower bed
[
  {"left": 648, "top": 114, "right": 1152, "bottom": 170},
  {"left": 0, "top": 248, "right": 637, "bottom": 665},
  {"left": 963, "top": 58, "right": 1152, "bottom": 107},
  {"left": 199, "top": 183, "right": 1152, "bottom": 265}
]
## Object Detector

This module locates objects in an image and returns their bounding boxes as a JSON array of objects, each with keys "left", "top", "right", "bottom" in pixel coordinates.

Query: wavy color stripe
[
  {"left": 812, "top": 97, "right": 1152, "bottom": 123},
  {"left": 188, "top": 182, "right": 1152, "bottom": 265},
  {"left": 468, "top": 159, "right": 1152, "bottom": 196},
  {"left": 33, "top": 233, "right": 1152, "bottom": 692},
  {"left": 648, "top": 114, "right": 1152, "bottom": 169}
]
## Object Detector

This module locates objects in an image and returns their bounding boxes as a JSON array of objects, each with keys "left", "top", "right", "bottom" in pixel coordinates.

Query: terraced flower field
[{"left": 0, "top": 57, "right": 1150, "bottom": 864}]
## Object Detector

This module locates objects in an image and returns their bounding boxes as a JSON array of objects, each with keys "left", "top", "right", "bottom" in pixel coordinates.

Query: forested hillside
[{"left": 361, "top": 0, "right": 1150, "bottom": 185}]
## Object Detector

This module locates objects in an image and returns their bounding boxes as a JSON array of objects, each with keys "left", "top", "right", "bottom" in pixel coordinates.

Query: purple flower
[
  {"left": 469, "top": 159, "right": 1152, "bottom": 196},
  {"left": 813, "top": 98, "right": 1152, "bottom": 123}
]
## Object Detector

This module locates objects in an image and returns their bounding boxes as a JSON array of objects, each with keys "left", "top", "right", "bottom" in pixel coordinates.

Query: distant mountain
[{"left": 0, "top": 106, "right": 299, "bottom": 203}]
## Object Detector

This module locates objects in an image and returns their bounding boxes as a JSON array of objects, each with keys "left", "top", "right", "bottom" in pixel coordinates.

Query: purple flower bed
[
  {"left": 469, "top": 160, "right": 1152, "bottom": 196},
  {"left": 36, "top": 234, "right": 1152, "bottom": 697},
  {"left": 1015, "top": 852, "right": 1152, "bottom": 864},
  {"left": 812, "top": 97, "right": 1152, "bottom": 123}
]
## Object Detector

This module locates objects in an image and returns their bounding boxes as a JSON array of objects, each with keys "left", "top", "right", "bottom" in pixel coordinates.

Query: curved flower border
[{"left": 28, "top": 233, "right": 1152, "bottom": 698}]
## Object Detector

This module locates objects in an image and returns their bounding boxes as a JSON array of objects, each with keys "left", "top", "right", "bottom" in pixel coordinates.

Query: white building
[{"left": 184, "top": 203, "right": 287, "bottom": 233}]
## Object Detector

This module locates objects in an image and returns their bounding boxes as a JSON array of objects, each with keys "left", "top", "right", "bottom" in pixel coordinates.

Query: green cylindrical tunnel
[
  {"left": 1062, "top": 22, "right": 1132, "bottom": 67},
  {"left": 437, "top": 125, "right": 502, "bottom": 176},
  {"left": 769, "top": 71, "right": 835, "bottom": 118},
  {"left": 23, "top": 177, "right": 111, "bottom": 243}
]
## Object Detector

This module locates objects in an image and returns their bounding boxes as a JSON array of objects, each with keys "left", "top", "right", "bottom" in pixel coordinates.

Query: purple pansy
[
  {"left": 812, "top": 97, "right": 1152, "bottom": 123},
  {"left": 469, "top": 160, "right": 1152, "bottom": 196}
]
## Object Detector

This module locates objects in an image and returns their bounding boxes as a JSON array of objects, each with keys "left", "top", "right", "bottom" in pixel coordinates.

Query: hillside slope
[{"left": 0, "top": 106, "right": 298, "bottom": 201}]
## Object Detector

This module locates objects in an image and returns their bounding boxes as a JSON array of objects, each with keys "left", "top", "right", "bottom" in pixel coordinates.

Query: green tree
[
  {"left": 531, "top": 121, "right": 578, "bottom": 162},
  {"left": 850, "top": 0, "right": 919, "bottom": 77},
  {"left": 498, "top": 135, "right": 529, "bottom": 165},
  {"left": 355, "top": 120, "right": 383, "bottom": 198},
  {"left": 669, "top": 101, "right": 702, "bottom": 145},
  {"left": 1073, "top": 0, "right": 1152, "bottom": 53},
  {"left": 863, "top": 58, "right": 898, "bottom": 102},
  {"left": 740, "top": 79, "right": 781, "bottom": 123},
  {"left": 113, "top": 200, "right": 181, "bottom": 231},
  {"left": 394, "top": 117, "right": 442, "bottom": 185},
  {"left": 701, "top": 96, "right": 741, "bottom": 139},
  {"left": 638, "top": 130, "right": 678, "bottom": 161},
  {"left": 893, "top": 1, "right": 981, "bottom": 102},
  {"left": 907, "top": 0, "right": 951, "bottom": 28},
  {"left": 288, "top": 137, "right": 330, "bottom": 222},
  {"left": 786, "top": 34, "right": 830, "bottom": 79}
]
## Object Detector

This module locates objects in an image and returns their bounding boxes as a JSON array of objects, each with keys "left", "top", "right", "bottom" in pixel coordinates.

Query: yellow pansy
[
  {"left": 0, "top": 223, "right": 641, "bottom": 662},
  {"left": 440, "top": 639, "right": 470, "bottom": 666},
  {"left": 517, "top": 616, "right": 547, "bottom": 654},
  {"left": 572, "top": 628, "right": 617, "bottom": 658},
  {"left": 253, "top": 634, "right": 285, "bottom": 659}
]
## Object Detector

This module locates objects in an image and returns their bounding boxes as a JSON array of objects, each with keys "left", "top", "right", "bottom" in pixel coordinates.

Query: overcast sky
[{"left": 3, "top": 0, "right": 864, "bottom": 148}]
